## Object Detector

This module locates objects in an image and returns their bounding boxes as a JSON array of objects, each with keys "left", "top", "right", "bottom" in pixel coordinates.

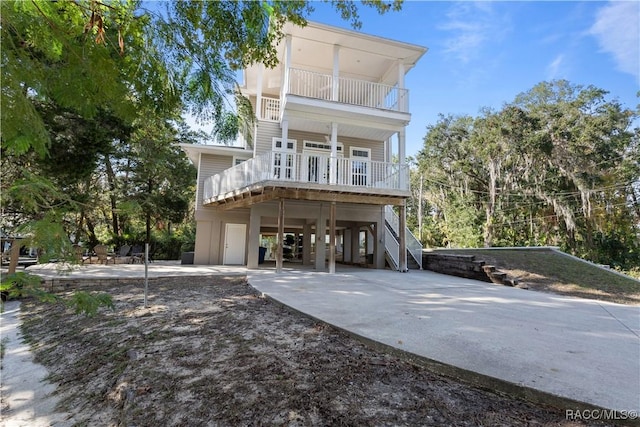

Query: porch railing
[
  {"left": 259, "top": 97, "right": 280, "bottom": 121},
  {"left": 203, "top": 151, "right": 409, "bottom": 203},
  {"left": 288, "top": 68, "right": 409, "bottom": 113}
]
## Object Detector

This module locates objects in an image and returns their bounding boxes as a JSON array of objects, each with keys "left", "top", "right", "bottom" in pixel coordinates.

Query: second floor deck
[{"left": 202, "top": 151, "right": 409, "bottom": 208}]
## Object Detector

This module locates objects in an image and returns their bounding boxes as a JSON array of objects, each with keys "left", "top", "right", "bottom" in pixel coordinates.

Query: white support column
[
  {"left": 332, "top": 45, "right": 340, "bottom": 102},
  {"left": 329, "top": 122, "right": 338, "bottom": 185},
  {"left": 281, "top": 120, "right": 289, "bottom": 146},
  {"left": 282, "top": 34, "right": 292, "bottom": 100},
  {"left": 398, "top": 129, "right": 407, "bottom": 189},
  {"left": 247, "top": 207, "right": 261, "bottom": 269},
  {"left": 343, "top": 228, "right": 352, "bottom": 263},
  {"left": 276, "top": 198, "right": 285, "bottom": 273},
  {"left": 315, "top": 204, "right": 326, "bottom": 270},
  {"left": 329, "top": 202, "right": 336, "bottom": 273},
  {"left": 399, "top": 202, "right": 407, "bottom": 272},
  {"left": 397, "top": 61, "right": 406, "bottom": 112},
  {"left": 376, "top": 206, "right": 385, "bottom": 269},
  {"left": 256, "top": 64, "right": 263, "bottom": 121},
  {"left": 351, "top": 225, "right": 360, "bottom": 264},
  {"left": 302, "top": 223, "right": 312, "bottom": 265}
]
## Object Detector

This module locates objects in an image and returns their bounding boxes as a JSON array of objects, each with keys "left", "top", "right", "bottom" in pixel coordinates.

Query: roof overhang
[
  {"left": 179, "top": 143, "right": 253, "bottom": 165},
  {"left": 243, "top": 20, "right": 427, "bottom": 96}
]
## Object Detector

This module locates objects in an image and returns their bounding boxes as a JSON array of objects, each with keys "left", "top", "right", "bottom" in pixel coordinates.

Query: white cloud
[
  {"left": 589, "top": 1, "right": 640, "bottom": 81},
  {"left": 439, "top": 2, "right": 510, "bottom": 64},
  {"left": 546, "top": 54, "right": 565, "bottom": 79}
]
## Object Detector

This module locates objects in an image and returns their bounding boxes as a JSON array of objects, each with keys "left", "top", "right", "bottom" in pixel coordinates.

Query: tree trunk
[
  {"left": 104, "top": 155, "right": 120, "bottom": 237},
  {"left": 85, "top": 217, "right": 97, "bottom": 249},
  {"left": 484, "top": 159, "right": 498, "bottom": 247}
]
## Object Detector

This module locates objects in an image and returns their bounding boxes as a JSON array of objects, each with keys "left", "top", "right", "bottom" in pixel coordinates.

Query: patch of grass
[{"left": 435, "top": 248, "right": 640, "bottom": 305}]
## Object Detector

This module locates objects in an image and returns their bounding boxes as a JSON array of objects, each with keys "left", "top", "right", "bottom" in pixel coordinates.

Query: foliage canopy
[{"left": 413, "top": 80, "right": 639, "bottom": 269}]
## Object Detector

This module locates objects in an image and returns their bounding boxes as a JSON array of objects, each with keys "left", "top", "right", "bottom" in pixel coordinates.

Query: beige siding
[
  {"left": 279, "top": 130, "right": 385, "bottom": 162},
  {"left": 194, "top": 209, "right": 251, "bottom": 265},
  {"left": 197, "top": 154, "right": 233, "bottom": 208},
  {"left": 337, "top": 136, "right": 384, "bottom": 163},
  {"left": 255, "top": 125, "right": 384, "bottom": 162},
  {"left": 255, "top": 121, "right": 281, "bottom": 155}
]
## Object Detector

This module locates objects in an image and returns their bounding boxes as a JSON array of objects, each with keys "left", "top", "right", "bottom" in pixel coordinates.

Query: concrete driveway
[
  {"left": 247, "top": 266, "right": 640, "bottom": 414},
  {"left": 2, "top": 261, "right": 638, "bottom": 421}
]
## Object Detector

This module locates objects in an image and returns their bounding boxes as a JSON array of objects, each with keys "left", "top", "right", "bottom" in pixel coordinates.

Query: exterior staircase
[{"left": 384, "top": 206, "right": 422, "bottom": 271}]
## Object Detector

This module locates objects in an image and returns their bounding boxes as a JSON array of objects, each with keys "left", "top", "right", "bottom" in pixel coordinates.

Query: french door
[
  {"left": 272, "top": 138, "right": 297, "bottom": 180},
  {"left": 302, "top": 141, "right": 344, "bottom": 184}
]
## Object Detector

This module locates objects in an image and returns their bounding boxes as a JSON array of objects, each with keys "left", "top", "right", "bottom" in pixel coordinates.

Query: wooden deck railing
[{"left": 203, "top": 151, "right": 409, "bottom": 203}]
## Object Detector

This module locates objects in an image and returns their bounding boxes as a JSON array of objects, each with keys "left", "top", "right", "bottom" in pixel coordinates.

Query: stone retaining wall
[{"left": 422, "top": 253, "right": 518, "bottom": 287}]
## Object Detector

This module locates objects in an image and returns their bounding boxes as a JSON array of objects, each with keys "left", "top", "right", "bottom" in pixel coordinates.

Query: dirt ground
[{"left": 17, "top": 276, "right": 613, "bottom": 427}]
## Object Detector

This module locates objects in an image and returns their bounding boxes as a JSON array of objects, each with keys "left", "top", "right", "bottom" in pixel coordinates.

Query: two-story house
[{"left": 181, "top": 20, "right": 426, "bottom": 273}]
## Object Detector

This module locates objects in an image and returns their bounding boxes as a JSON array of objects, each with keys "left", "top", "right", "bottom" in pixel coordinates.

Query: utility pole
[{"left": 418, "top": 174, "right": 423, "bottom": 242}]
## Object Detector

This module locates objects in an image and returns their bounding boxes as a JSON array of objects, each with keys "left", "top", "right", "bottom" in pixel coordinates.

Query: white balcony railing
[
  {"left": 287, "top": 68, "right": 409, "bottom": 113},
  {"left": 203, "top": 151, "right": 409, "bottom": 203},
  {"left": 259, "top": 97, "right": 280, "bottom": 121}
]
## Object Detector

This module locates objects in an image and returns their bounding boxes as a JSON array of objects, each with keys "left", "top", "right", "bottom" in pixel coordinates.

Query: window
[
  {"left": 233, "top": 157, "right": 248, "bottom": 166},
  {"left": 272, "top": 138, "right": 297, "bottom": 152}
]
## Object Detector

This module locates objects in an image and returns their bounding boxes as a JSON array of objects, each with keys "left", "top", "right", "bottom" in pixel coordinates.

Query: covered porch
[{"left": 242, "top": 195, "right": 409, "bottom": 274}]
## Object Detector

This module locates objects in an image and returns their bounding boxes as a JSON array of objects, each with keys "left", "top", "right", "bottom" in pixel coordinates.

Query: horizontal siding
[
  {"left": 197, "top": 154, "right": 233, "bottom": 208},
  {"left": 256, "top": 127, "right": 384, "bottom": 162},
  {"left": 255, "top": 121, "right": 281, "bottom": 155}
]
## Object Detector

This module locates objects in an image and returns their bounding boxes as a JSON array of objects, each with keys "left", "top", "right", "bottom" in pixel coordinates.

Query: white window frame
[
  {"left": 271, "top": 138, "right": 297, "bottom": 180},
  {"left": 301, "top": 141, "right": 343, "bottom": 184},
  {"left": 349, "top": 146, "right": 371, "bottom": 186},
  {"left": 272, "top": 137, "right": 297, "bottom": 152},
  {"left": 233, "top": 157, "right": 248, "bottom": 166}
]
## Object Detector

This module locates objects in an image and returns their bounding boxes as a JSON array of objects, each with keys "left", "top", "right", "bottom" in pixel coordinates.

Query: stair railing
[
  {"left": 385, "top": 227, "right": 400, "bottom": 271},
  {"left": 384, "top": 206, "right": 423, "bottom": 269}
]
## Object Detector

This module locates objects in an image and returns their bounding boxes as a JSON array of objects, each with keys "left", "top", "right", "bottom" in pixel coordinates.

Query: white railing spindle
[
  {"left": 203, "top": 152, "right": 410, "bottom": 204},
  {"left": 287, "top": 68, "right": 408, "bottom": 113}
]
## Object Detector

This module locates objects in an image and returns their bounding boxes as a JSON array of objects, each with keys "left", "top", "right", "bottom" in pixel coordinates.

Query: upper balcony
[
  {"left": 203, "top": 151, "right": 409, "bottom": 209},
  {"left": 243, "top": 21, "right": 427, "bottom": 134},
  {"left": 287, "top": 68, "right": 408, "bottom": 112},
  {"left": 255, "top": 68, "right": 409, "bottom": 134}
]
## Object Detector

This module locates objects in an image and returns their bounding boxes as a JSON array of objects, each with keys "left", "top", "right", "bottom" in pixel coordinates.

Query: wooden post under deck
[
  {"left": 276, "top": 198, "right": 285, "bottom": 273},
  {"left": 329, "top": 202, "right": 336, "bottom": 273},
  {"left": 399, "top": 202, "right": 407, "bottom": 272}
]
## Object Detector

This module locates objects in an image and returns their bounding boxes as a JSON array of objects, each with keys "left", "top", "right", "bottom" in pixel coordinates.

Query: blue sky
[{"left": 308, "top": 0, "right": 640, "bottom": 157}]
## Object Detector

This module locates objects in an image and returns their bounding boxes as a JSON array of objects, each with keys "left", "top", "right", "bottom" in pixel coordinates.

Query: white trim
[
  {"left": 271, "top": 137, "right": 297, "bottom": 180},
  {"left": 272, "top": 137, "right": 297, "bottom": 152},
  {"left": 223, "top": 223, "right": 247, "bottom": 265},
  {"left": 350, "top": 146, "right": 371, "bottom": 159},
  {"left": 233, "top": 156, "right": 247, "bottom": 166},
  {"left": 302, "top": 141, "right": 344, "bottom": 184},
  {"left": 302, "top": 140, "right": 344, "bottom": 154},
  {"left": 349, "top": 146, "right": 372, "bottom": 186},
  {"left": 179, "top": 143, "right": 252, "bottom": 165}
]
